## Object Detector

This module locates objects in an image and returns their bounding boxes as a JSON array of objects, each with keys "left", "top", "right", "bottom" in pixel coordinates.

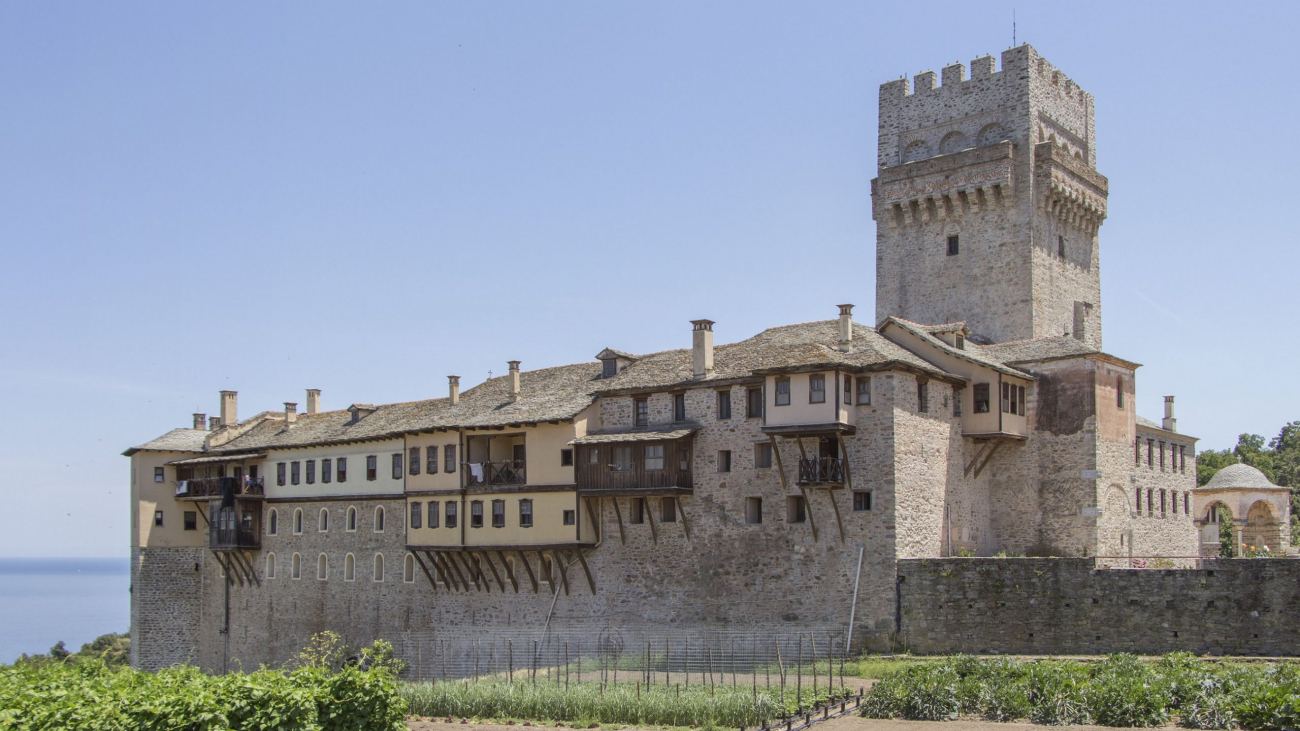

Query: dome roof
[{"left": 1203, "top": 463, "right": 1279, "bottom": 490}]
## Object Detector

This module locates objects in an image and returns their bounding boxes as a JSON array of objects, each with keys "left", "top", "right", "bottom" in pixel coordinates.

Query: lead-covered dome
[{"left": 1202, "top": 463, "right": 1279, "bottom": 490}]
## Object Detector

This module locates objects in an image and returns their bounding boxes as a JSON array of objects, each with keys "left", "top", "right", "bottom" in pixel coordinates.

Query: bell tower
[{"left": 872, "top": 45, "right": 1107, "bottom": 348}]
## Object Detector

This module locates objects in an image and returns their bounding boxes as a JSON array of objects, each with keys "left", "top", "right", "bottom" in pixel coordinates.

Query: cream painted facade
[
  {"left": 130, "top": 450, "right": 208, "bottom": 549},
  {"left": 265, "top": 438, "right": 406, "bottom": 500}
]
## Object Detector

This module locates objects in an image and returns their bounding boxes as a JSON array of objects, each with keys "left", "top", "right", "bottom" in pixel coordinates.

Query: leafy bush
[
  {"left": 1232, "top": 664, "right": 1300, "bottom": 731},
  {"left": 1086, "top": 654, "right": 1170, "bottom": 728},
  {"left": 1022, "top": 661, "right": 1091, "bottom": 726},
  {"left": 860, "top": 662, "right": 961, "bottom": 721}
]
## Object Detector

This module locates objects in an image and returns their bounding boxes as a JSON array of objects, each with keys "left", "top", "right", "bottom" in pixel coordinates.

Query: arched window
[
  {"left": 403, "top": 554, "right": 415, "bottom": 583},
  {"left": 346, "top": 506, "right": 357, "bottom": 532},
  {"left": 317, "top": 553, "right": 328, "bottom": 580},
  {"left": 294, "top": 509, "right": 304, "bottom": 534},
  {"left": 318, "top": 508, "right": 329, "bottom": 532},
  {"left": 268, "top": 509, "right": 278, "bottom": 535},
  {"left": 374, "top": 506, "right": 386, "bottom": 532},
  {"left": 344, "top": 553, "right": 356, "bottom": 581},
  {"left": 291, "top": 553, "right": 302, "bottom": 579},
  {"left": 266, "top": 553, "right": 276, "bottom": 579},
  {"left": 373, "top": 553, "right": 384, "bottom": 582}
]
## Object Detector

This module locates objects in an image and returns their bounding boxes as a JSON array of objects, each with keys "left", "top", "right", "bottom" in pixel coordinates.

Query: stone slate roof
[
  {"left": 975, "top": 336, "right": 1101, "bottom": 364},
  {"left": 1135, "top": 416, "right": 1197, "bottom": 441},
  {"left": 130, "top": 318, "right": 968, "bottom": 456},
  {"left": 880, "top": 317, "right": 1030, "bottom": 379},
  {"left": 571, "top": 424, "right": 701, "bottom": 445},
  {"left": 122, "top": 428, "right": 208, "bottom": 456},
  {"left": 1202, "top": 463, "right": 1283, "bottom": 491},
  {"left": 595, "top": 320, "right": 954, "bottom": 393}
]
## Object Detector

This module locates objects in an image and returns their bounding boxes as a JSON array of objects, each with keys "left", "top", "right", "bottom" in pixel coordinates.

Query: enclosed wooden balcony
[
  {"left": 175, "top": 476, "right": 264, "bottom": 500},
  {"left": 209, "top": 503, "right": 261, "bottom": 551},
  {"left": 572, "top": 426, "right": 696, "bottom": 496}
]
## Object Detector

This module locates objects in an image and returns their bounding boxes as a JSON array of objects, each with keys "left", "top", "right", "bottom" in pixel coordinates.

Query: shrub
[
  {"left": 1087, "top": 654, "right": 1170, "bottom": 728},
  {"left": 861, "top": 662, "right": 961, "bottom": 721},
  {"left": 1023, "top": 661, "right": 1091, "bottom": 726},
  {"left": 1232, "top": 664, "right": 1300, "bottom": 731}
]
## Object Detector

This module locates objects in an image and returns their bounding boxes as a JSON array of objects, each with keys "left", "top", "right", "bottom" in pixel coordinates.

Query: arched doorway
[{"left": 1242, "top": 500, "right": 1282, "bottom": 553}]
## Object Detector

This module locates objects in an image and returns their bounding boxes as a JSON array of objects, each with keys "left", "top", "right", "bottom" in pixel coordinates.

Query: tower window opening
[
  {"left": 947, "top": 235, "right": 959, "bottom": 256},
  {"left": 1058, "top": 235, "right": 1066, "bottom": 259}
]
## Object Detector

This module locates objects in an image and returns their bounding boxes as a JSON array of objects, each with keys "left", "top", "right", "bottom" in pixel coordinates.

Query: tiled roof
[
  {"left": 975, "top": 336, "right": 1101, "bottom": 364},
  {"left": 571, "top": 424, "right": 701, "bottom": 445},
  {"left": 880, "top": 317, "right": 1030, "bottom": 379},
  {"left": 1202, "top": 463, "right": 1283, "bottom": 491},
  {"left": 122, "top": 428, "right": 208, "bottom": 456},
  {"left": 1136, "top": 415, "right": 1197, "bottom": 441},
  {"left": 594, "top": 320, "right": 954, "bottom": 392}
]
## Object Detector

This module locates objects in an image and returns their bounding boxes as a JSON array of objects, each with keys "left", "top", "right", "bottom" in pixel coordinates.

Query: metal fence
[{"left": 396, "top": 627, "right": 855, "bottom": 691}]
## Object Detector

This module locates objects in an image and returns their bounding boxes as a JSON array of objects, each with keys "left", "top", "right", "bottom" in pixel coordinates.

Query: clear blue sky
[{"left": 2, "top": 2, "right": 1295, "bottom": 557}]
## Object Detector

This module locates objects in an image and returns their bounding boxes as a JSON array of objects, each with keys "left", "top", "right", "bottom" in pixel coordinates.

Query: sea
[{"left": 0, "top": 557, "right": 130, "bottom": 664}]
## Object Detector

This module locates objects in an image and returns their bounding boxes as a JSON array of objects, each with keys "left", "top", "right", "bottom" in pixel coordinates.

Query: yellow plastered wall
[
  {"left": 265, "top": 439, "right": 405, "bottom": 499},
  {"left": 131, "top": 451, "right": 208, "bottom": 548},
  {"left": 405, "top": 491, "right": 594, "bottom": 547},
  {"left": 764, "top": 372, "right": 844, "bottom": 427}
]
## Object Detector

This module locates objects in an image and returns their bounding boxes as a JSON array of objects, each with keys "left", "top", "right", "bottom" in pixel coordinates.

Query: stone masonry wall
[
  {"left": 898, "top": 558, "right": 1300, "bottom": 656},
  {"left": 131, "top": 546, "right": 206, "bottom": 670}
]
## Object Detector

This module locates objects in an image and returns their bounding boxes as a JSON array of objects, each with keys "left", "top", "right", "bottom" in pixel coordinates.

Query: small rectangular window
[
  {"left": 183, "top": 511, "right": 197, "bottom": 530},
  {"left": 673, "top": 393, "right": 686, "bottom": 422},
  {"left": 602, "top": 359, "right": 618, "bottom": 378},
  {"left": 644, "top": 444, "right": 665, "bottom": 470},
  {"left": 954, "top": 391, "right": 962, "bottom": 417},
  {"left": 747, "top": 387, "right": 764, "bottom": 418},
  {"left": 409, "top": 447, "right": 421, "bottom": 475},
  {"left": 337, "top": 457, "right": 347, "bottom": 482},
  {"left": 843, "top": 375, "right": 852, "bottom": 405},
  {"left": 1009, "top": 385, "right": 1018, "bottom": 416},
  {"left": 1147, "top": 439, "right": 1154, "bottom": 467},
  {"left": 305, "top": 460, "right": 315, "bottom": 484},
  {"left": 589, "top": 447, "right": 600, "bottom": 465},
  {"left": 717, "top": 450, "right": 732, "bottom": 473},
  {"left": 917, "top": 381, "right": 929, "bottom": 413},
  {"left": 774, "top": 378, "right": 791, "bottom": 406},
  {"left": 392, "top": 453, "right": 403, "bottom": 480},
  {"left": 754, "top": 442, "right": 773, "bottom": 468},
  {"left": 291, "top": 461, "right": 301, "bottom": 485},
  {"left": 809, "top": 374, "right": 826, "bottom": 403},
  {"left": 492, "top": 500, "right": 505, "bottom": 528},
  {"left": 1136, "top": 487, "right": 1143, "bottom": 514},
  {"left": 947, "top": 235, "right": 959, "bottom": 256},
  {"left": 1159, "top": 442, "right": 1166, "bottom": 471},
  {"left": 277, "top": 463, "right": 287, "bottom": 486},
  {"left": 857, "top": 377, "right": 871, "bottom": 405},
  {"left": 445, "top": 501, "right": 457, "bottom": 528},
  {"left": 428, "top": 501, "right": 440, "bottom": 528},
  {"left": 153, "top": 510, "right": 164, "bottom": 527},
  {"left": 410, "top": 501, "right": 422, "bottom": 529},
  {"left": 634, "top": 398, "right": 649, "bottom": 427},
  {"left": 563, "top": 509, "right": 576, "bottom": 525},
  {"left": 444, "top": 445, "right": 456, "bottom": 473},
  {"left": 322, "top": 458, "right": 332, "bottom": 483},
  {"left": 1160, "top": 489, "right": 1167, "bottom": 515},
  {"left": 366, "top": 455, "right": 377, "bottom": 481},
  {"left": 427, "top": 446, "right": 438, "bottom": 474},
  {"left": 853, "top": 491, "right": 872, "bottom": 511},
  {"left": 1184, "top": 492, "right": 1189, "bottom": 513},
  {"left": 661, "top": 497, "right": 677, "bottom": 523},
  {"left": 746, "top": 497, "right": 763, "bottom": 524},
  {"left": 786, "top": 496, "right": 806, "bottom": 523},
  {"left": 611, "top": 446, "right": 632, "bottom": 471},
  {"left": 153, "top": 466, "right": 165, "bottom": 483},
  {"left": 519, "top": 499, "right": 533, "bottom": 528},
  {"left": 1180, "top": 445, "right": 1187, "bottom": 473},
  {"left": 1018, "top": 385, "right": 1026, "bottom": 416},
  {"left": 470, "top": 501, "right": 483, "bottom": 528},
  {"left": 1058, "top": 235, "right": 1066, "bottom": 259},
  {"left": 955, "top": 334, "right": 965, "bottom": 350},
  {"left": 560, "top": 449, "right": 573, "bottom": 467},
  {"left": 1116, "top": 376, "right": 1125, "bottom": 408},
  {"left": 629, "top": 498, "right": 645, "bottom": 524},
  {"left": 1147, "top": 488, "right": 1154, "bottom": 514},
  {"left": 717, "top": 391, "right": 732, "bottom": 420},
  {"left": 973, "top": 383, "right": 990, "bottom": 413},
  {"left": 1001, "top": 382, "right": 1010, "bottom": 413}
]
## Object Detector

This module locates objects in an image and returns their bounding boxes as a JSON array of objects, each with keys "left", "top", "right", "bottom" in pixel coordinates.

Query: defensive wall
[{"left": 896, "top": 558, "right": 1300, "bottom": 656}]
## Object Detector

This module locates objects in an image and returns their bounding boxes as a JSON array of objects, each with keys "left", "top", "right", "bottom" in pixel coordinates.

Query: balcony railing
[
  {"left": 574, "top": 441, "right": 693, "bottom": 493},
  {"left": 797, "top": 457, "right": 845, "bottom": 485},
  {"left": 210, "top": 526, "right": 260, "bottom": 550},
  {"left": 175, "top": 476, "right": 264, "bottom": 499},
  {"left": 463, "top": 460, "right": 526, "bottom": 487}
]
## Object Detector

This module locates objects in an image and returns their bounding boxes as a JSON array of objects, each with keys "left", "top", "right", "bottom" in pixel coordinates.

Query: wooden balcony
[
  {"left": 209, "top": 503, "right": 261, "bottom": 551},
  {"left": 175, "top": 476, "right": 264, "bottom": 500},
  {"left": 463, "top": 460, "right": 526, "bottom": 487},
  {"left": 797, "top": 457, "right": 845, "bottom": 486},
  {"left": 574, "top": 440, "right": 693, "bottom": 496}
]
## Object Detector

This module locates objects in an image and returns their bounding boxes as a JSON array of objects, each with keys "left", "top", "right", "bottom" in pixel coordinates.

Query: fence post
[
  {"left": 685, "top": 638, "right": 690, "bottom": 689},
  {"left": 441, "top": 640, "right": 447, "bottom": 682},
  {"left": 508, "top": 639, "right": 514, "bottom": 684},
  {"left": 532, "top": 640, "right": 538, "bottom": 685},
  {"left": 565, "top": 642, "right": 570, "bottom": 690},
  {"left": 796, "top": 635, "right": 802, "bottom": 711},
  {"left": 776, "top": 639, "right": 784, "bottom": 709},
  {"left": 811, "top": 631, "right": 817, "bottom": 701}
]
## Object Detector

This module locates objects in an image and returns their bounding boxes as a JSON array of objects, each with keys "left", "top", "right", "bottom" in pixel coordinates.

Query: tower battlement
[{"left": 873, "top": 44, "right": 1105, "bottom": 349}]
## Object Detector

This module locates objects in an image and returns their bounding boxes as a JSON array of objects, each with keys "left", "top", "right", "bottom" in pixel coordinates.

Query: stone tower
[{"left": 872, "top": 45, "right": 1107, "bottom": 348}]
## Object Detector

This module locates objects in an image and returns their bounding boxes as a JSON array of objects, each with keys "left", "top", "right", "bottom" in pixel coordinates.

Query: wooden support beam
[
  {"left": 458, "top": 552, "right": 487, "bottom": 592},
  {"left": 214, "top": 553, "right": 242, "bottom": 587},
  {"left": 771, "top": 434, "right": 817, "bottom": 541},
  {"left": 678, "top": 497, "right": 692, "bottom": 543},
  {"left": 964, "top": 441, "right": 994, "bottom": 477},
  {"left": 428, "top": 552, "right": 457, "bottom": 591},
  {"left": 515, "top": 550, "right": 539, "bottom": 594},
  {"left": 551, "top": 550, "right": 570, "bottom": 596},
  {"left": 645, "top": 498, "right": 658, "bottom": 545},
  {"left": 411, "top": 550, "right": 439, "bottom": 590},
  {"left": 973, "top": 440, "right": 1004, "bottom": 479},
  {"left": 825, "top": 487, "right": 846, "bottom": 544},
  {"left": 584, "top": 498, "right": 601, "bottom": 542},
  {"left": 444, "top": 551, "right": 471, "bottom": 591},
  {"left": 574, "top": 547, "right": 597, "bottom": 595},
  {"left": 194, "top": 503, "right": 210, "bottom": 527},
  {"left": 770, "top": 434, "right": 790, "bottom": 491},
  {"left": 798, "top": 484, "right": 820, "bottom": 543},
  {"left": 235, "top": 551, "right": 260, "bottom": 586},
  {"left": 496, "top": 550, "right": 519, "bottom": 593},
  {"left": 481, "top": 551, "right": 507, "bottom": 593},
  {"left": 836, "top": 434, "right": 855, "bottom": 493},
  {"left": 611, "top": 497, "right": 626, "bottom": 545}
]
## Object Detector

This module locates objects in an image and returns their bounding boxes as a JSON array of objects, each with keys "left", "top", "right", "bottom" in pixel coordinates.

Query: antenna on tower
[{"left": 1013, "top": 9, "right": 1017, "bottom": 47}]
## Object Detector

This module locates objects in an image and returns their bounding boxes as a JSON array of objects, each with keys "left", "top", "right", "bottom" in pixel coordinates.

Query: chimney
[
  {"left": 219, "top": 390, "right": 237, "bottom": 428},
  {"left": 192, "top": 413, "right": 207, "bottom": 431},
  {"left": 837, "top": 304, "right": 854, "bottom": 352},
  {"left": 691, "top": 320, "right": 715, "bottom": 379},
  {"left": 208, "top": 416, "right": 222, "bottom": 430},
  {"left": 284, "top": 402, "right": 298, "bottom": 426},
  {"left": 1163, "top": 396, "right": 1177, "bottom": 432},
  {"left": 448, "top": 375, "right": 460, "bottom": 405},
  {"left": 305, "top": 389, "right": 321, "bottom": 415},
  {"left": 508, "top": 362, "right": 521, "bottom": 402}
]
